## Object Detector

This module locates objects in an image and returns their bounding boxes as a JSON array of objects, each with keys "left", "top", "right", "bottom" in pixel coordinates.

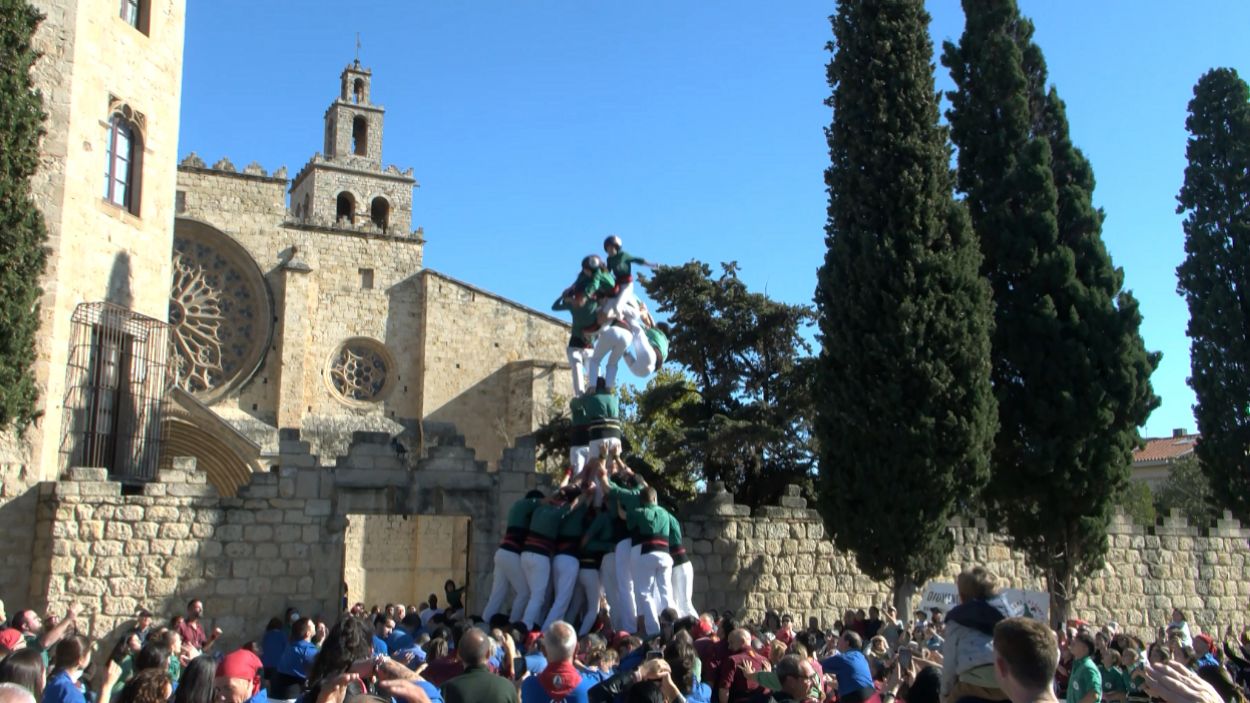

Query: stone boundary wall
[
  {"left": 8, "top": 429, "right": 549, "bottom": 650},
  {"left": 683, "top": 484, "right": 1250, "bottom": 634}
]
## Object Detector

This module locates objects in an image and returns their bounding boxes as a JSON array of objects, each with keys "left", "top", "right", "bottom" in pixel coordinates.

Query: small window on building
[
  {"left": 370, "top": 196, "right": 389, "bottom": 233},
  {"left": 353, "top": 78, "right": 365, "bottom": 104},
  {"left": 121, "top": 0, "right": 150, "bottom": 34},
  {"left": 104, "top": 109, "right": 143, "bottom": 215},
  {"left": 359, "top": 268, "right": 374, "bottom": 290},
  {"left": 302, "top": 193, "right": 311, "bottom": 221},
  {"left": 175, "top": 190, "right": 186, "bottom": 214},
  {"left": 351, "top": 116, "right": 368, "bottom": 156},
  {"left": 336, "top": 192, "right": 355, "bottom": 224}
]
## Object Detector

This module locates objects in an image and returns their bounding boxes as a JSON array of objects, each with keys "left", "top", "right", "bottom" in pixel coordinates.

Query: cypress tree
[
  {"left": 815, "top": 0, "right": 996, "bottom": 613},
  {"left": 0, "top": 1, "right": 49, "bottom": 430},
  {"left": 943, "top": 1, "right": 1159, "bottom": 625},
  {"left": 1176, "top": 68, "right": 1250, "bottom": 518}
]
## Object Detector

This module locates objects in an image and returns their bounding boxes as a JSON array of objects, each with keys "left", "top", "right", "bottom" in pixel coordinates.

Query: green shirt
[
  {"left": 443, "top": 664, "right": 519, "bottom": 703},
  {"left": 629, "top": 504, "right": 673, "bottom": 546},
  {"left": 583, "top": 391, "right": 619, "bottom": 421},
  {"left": 584, "top": 511, "right": 617, "bottom": 554},
  {"left": 570, "top": 396, "right": 591, "bottom": 427},
  {"left": 572, "top": 269, "right": 616, "bottom": 299},
  {"left": 528, "top": 502, "right": 568, "bottom": 539},
  {"left": 506, "top": 496, "right": 540, "bottom": 531},
  {"left": 552, "top": 294, "right": 599, "bottom": 335},
  {"left": 1101, "top": 666, "right": 1127, "bottom": 694},
  {"left": 608, "top": 480, "right": 644, "bottom": 541},
  {"left": 645, "top": 327, "right": 669, "bottom": 363},
  {"left": 1068, "top": 656, "right": 1102, "bottom": 703},
  {"left": 607, "top": 250, "right": 647, "bottom": 281},
  {"left": 558, "top": 503, "right": 590, "bottom": 540}
]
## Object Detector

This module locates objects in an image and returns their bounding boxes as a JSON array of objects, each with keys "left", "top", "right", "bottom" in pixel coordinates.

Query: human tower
[{"left": 482, "top": 236, "right": 693, "bottom": 637}]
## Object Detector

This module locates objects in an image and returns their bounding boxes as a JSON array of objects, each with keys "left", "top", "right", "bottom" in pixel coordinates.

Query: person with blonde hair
[{"left": 942, "top": 566, "right": 1011, "bottom": 703}]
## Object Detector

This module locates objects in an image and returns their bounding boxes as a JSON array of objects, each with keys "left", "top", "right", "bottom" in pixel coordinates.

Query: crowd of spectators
[{"left": 0, "top": 567, "right": 1242, "bottom": 703}]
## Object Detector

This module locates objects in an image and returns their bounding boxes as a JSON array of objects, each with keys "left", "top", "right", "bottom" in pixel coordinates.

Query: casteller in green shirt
[
  {"left": 644, "top": 327, "right": 668, "bottom": 365},
  {"left": 1068, "top": 656, "right": 1103, "bottom": 703}
]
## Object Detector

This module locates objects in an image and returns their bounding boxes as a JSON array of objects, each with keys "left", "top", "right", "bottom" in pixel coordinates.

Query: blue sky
[{"left": 178, "top": 2, "right": 1250, "bottom": 440}]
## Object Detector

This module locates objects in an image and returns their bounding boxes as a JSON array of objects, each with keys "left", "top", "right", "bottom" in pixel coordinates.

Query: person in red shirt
[
  {"left": 718, "top": 629, "right": 772, "bottom": 703},
  {"left": 176, "top": 599, "right": 220, "bottom": 653},
  {"left": 777, "top": 615, "right": 797, "bottom": 647}
]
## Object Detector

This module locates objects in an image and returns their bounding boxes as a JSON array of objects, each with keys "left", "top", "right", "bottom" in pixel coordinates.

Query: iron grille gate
[{"left": 60, "top": 302, "right": 171, "bottom": 483}]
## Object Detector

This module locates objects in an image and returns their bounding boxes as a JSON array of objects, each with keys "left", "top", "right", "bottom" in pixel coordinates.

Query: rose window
[
  {"left": 169, "top": 219, "right": 273, "bottom": 403},
  {"left": 327, "top": 339, "right": 391, "bottom": 402}
]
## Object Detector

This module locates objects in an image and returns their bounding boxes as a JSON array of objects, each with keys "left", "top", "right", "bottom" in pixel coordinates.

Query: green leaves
[
  {"left": 0, "top": 0, "right": 48, "bottom": 431},
  {"left": 1176, "top": 68, "right": 1250, "bottom": 518},
  {"left": 816, "top": 0, "right": 995, "bottom": 601},
  {"left": 944, "top": 0, "right": 1159, "bottom": 623}
]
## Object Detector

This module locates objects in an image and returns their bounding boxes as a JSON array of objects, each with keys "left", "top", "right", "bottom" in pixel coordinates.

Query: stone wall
[
  {"left": 419, "top": 271, "right": 571, "bottom": 467},
  {"left": 17, "top": 0, "right": 187, "bottom": 481},
  {"left": 684, "top": 484, "right": 1250, "bottom": 635},
  {"left": 342, "top": 513, "right": 470, "bottom": 609}
]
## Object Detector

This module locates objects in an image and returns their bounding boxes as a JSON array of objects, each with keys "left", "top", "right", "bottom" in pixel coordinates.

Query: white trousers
[
  {"left": 590, "top": 436, "right": 622, "bottom": 462},
  {"left": 672, "top": 560, "right": 697, "bottom": 618},
  {"left": 483, "top": 549, "right": 528, "bottom": 623},
  {"left": 631, "top": 544, "right": 646, "bottom": 616},
  {"left": 588, "top": 325, "right": 632, "bottom": 391},
  {"left": 600, "top": 551, "right": 625, "bottom": 631},
  {"left": 624, "top": 334, "right": 658, "bottom": 378},
  {"left": 613, "top": 538, "right": 637, "bottom": 632},
  {"left": 543, "top": 554, "right": 581, "bottom": 630},
  {"left": 633, "top": 550, "right": 674, "bottom": 636},
  {"left": 577, "top": 566, "right": 603, "bottom": 636},
  {"left": 569, "top": 444, "right": 590, "bottom": 479},
  {"left": 567, "top": 346, "right": 592, "bottom": 396},
  {"left": 520, "top": 552, "right": 551, "bottom": 628},
  {"left": 600, "top": 280, "right": 639, "bottom": 323}
]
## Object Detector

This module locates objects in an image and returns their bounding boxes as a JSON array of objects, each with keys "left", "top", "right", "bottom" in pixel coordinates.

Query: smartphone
[
  {"left": 349, "top": 657, "right": 376, "bottom": 679},
  {"left": 646, "top": 649, "right": 664, "bottom": 660},
  {"left": 899, "top": 648, "right": 912, "bottom": 669}
]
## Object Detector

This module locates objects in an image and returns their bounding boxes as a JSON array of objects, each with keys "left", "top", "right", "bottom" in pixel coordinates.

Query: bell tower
[{"left": 290, "top": 61, "right": 417, "bottom": 235}]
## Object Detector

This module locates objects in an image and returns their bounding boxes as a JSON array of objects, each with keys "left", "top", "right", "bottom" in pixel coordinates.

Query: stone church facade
[
  {"left": 167, "top": 61, "right": 570, "bottom": 494},
  {"left": 1, "top": 0, "right": 570, "bottom": 622}
]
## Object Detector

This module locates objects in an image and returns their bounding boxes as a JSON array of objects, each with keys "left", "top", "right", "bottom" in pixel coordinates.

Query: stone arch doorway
[{"left": 341, "top": 513, "right": 472, "bottom": 611}]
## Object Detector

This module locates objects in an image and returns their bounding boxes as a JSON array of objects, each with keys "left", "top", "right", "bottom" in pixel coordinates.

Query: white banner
[{"left": 918, "top": 582, "right": 1049, "bottom": 622}]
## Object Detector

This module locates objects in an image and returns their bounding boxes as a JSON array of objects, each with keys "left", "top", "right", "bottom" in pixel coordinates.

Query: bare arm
[{"left": 39, "top": 603, "right": 81, "bottom": 650}]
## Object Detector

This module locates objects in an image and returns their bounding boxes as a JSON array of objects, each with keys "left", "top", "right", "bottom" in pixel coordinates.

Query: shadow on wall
[
  {"left": 384, "top": 273, "right": 424, "bottom": 454},
  {"left": 0, "top": 471, "right": 41, "bottom": 609},
  {"left": 106, "top": 252, "right": 133, "bottom": 310},
  {"left": 423, "top": 362, "right": 561, "bottom": 468}
]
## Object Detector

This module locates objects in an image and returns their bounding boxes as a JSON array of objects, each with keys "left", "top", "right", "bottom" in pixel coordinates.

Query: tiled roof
[{"left": 1133, "top": 433, "right": 1198, "bottom": 464}]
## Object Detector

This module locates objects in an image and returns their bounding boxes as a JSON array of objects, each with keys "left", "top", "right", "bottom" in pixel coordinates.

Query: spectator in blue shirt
[
  {"left": 42, "top": 635, "right": 90, "bottom": 703},
  {"left": 374, "top": 616, "right": 395, "bottom": 656},
  {"left": 259, "top": 618, "right": 287, "bottom": 684},
  {"left": 269, "top": 619, "right": 318, "bottom": 703},
  {"left": 820, "top": 631, "right": 876, "bottom": 703}
]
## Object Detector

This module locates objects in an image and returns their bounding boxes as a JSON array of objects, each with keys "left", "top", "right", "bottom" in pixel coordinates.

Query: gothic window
[
  {"left": 104, "top": 108, "right": 143, "bottom": 215},
  {"left": 370, "top": 196, "right": 389, "bottom": 233},
  {"left": 121, "top": 0, "right": 149, "bottom": 34},
  {"left": 336, "top": 192, "right": 356, "bottom": 224},
  {"left": 352, "top": 116, "right": 368, "bottom": 156}
]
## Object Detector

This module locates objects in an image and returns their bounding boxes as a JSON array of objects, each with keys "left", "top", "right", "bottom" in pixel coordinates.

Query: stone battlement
[
  {"left": 178, "top": 152, "right": 288, "bottom": 182},
  {"left": 683, "top": 483, "right": 1250, "bottom": 632}
]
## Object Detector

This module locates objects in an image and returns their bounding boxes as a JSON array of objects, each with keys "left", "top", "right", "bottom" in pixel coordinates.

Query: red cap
[
  {"left": 0, "top": 628, "right": 23, "bottom": 650},
  {"left": 1195, "top": 633, "right": 1215, "bottom": 650},
  {"left": 216, "top": 649, "right": 263, "bottom": 695},
  {"left": 524, "top": 631, "right": 542, "bottom": 649},
  {"left": 611, "top": 630, "right": 631, "bottom": 645},
  {"left": 692, "top": 619, "right": 713, "bottom": 638}
]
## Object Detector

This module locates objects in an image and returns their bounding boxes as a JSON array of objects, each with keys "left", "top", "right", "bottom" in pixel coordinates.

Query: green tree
[
  {"left": 1175, "top": 68, "right": 1250, "bottom": 518},
  {"left": 814, "top": 0, "right": 996, "bottom": 615},
  {"left": 943, "top": 0, "right": 1160, "bottom": 627},
  {"left": 642, "top": 261, "right": 816, "bottom": 508},
  {"left": 1116, "top": 482, "right": 1156, "bottom": 526},
  {"left": 0, "top": 0, "right": 49, "bottom": 430},
  {"left": 1154, "top": 456, "right": 1218, "bottom": 526}
]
